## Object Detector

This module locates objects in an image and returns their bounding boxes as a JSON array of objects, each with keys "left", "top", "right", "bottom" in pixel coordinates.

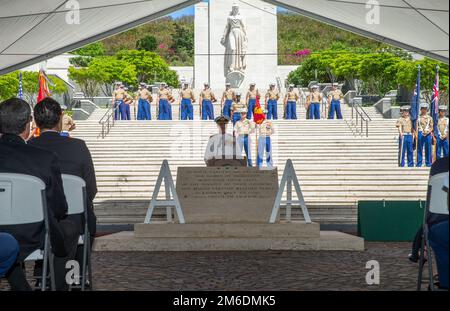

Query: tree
[
  {"left": 89, "top": 57, "right": 136, "bottom": 95},
  {"left": 0, "top": 71, "right": 67, "bottom": 104},
  {"left": 70, "top": 42, "right": 106, "bottom": 67},
  {"left": 68, "top": 67, "right": 102, "bottom": 99},
  {"left": 115, "top": 50, "right": 179, "bottom": 86},
  {"left": 136, "top": 35, "right": 158, "bottom": 52}
]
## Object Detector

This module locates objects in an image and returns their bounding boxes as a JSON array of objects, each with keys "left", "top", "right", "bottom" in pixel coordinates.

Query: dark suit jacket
[
  {"left": 29, "top": 131, "right": 97, "bottom": 236},
  {"left": 0, "top": 134, "right": 69, "bottom": 259}
]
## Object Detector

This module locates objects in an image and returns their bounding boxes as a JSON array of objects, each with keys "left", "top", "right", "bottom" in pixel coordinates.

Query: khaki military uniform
[
  {"left": 222, "top": 89, "right": 235, "bottom": 101},
  {"left": 200, "top": 89, "right": 216, "bottom": 101},
  {"left": 235, "top": 119, "right": 255, "bottom": 166},
  {"left": 158, "top": 89, "right": 171, "bottom": 100},
  {"left": 418, "top": 115, "right": 434, "bottom": 135},
  {"left": 258, "top": 120, "right": 274, "bottom": 137},
  {"left": 235, "top": 119, "right": 256, "bottom": 135},
  {"left": 396, "top": 116, "right": 414, "bottom": 134},
  {"left": 437, "top": 117, "right": 449, "bottom": 139},
  {"left": 247, "top": 89, "right": 260, "bottom": 100},
  {"left": 180, "top": 88, "right": 195, "bottom": 101},
  {"left": 328, "top": 89, "right": 344, "bottom": 101},
  {"left": 61, "top": 114, "right": 75, "bottom": 133},
  {"left": 266, "top": 90, "right": 280, "bottom": 101}
]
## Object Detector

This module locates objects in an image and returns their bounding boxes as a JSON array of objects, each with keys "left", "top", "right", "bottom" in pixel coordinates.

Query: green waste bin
[{"left": 358, "top": 201, "right": 425, "bottom": 242}]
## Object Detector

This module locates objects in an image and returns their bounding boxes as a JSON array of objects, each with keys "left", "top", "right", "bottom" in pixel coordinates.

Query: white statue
[{"left": 221, "top": 3, "right": 248, "bottom": 86}]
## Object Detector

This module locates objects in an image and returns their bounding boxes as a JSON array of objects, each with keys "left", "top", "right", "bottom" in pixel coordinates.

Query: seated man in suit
[
  {"left": 29, "top": 98, "right": 97, "bottom": 273},
  {"left": 0, "top": 98, "right": 79, "bottom": 291},
  {"left": 0, "top": 233, "right": 19, "bottom": 278}
]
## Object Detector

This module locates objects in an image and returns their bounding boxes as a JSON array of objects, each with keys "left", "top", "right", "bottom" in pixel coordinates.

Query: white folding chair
[
  {"left": 417, "top": 171, "right": 449, "bottom": 291},
  {"left": 0, "top": 173, "right": 55, "bottom": 291},
  {"left": 61, "top": 174, "right": 93, "bottom": 291}
]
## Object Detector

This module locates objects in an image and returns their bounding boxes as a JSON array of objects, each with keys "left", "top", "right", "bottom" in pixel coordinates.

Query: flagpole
[
  {"left": 432, "top": 65, "right": 440, "bottom": 163},
  {"left": 414, "top": 65, "right": 421, "bottom": 162}
]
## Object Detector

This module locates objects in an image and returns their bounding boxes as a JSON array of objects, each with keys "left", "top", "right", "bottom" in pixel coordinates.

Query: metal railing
[
  {"left": 98, "top": 105, "right": 118, "bottom": 139},
  {"left": 348, "top": 99, "right": 372, "bottom": 137}
]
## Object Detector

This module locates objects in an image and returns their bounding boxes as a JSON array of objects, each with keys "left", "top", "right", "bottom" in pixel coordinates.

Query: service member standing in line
[
  {"left": 234, "top": 108, "right": 255, "bottom": 167},
  {"left": 436, "top": 105, "right": 449, "bottom": 159},
  {"left": 284, "top": 85, "right": 299, "bottom": 120},
  {"left": 112, "top": 82, "right": 125, "bottom": 120},
  {"left": 157, "top": 83, "right": 172, "bottom": 120},
  {"left": 221, "top": 83, "right": 235, "bottom": 118},
  {"left": 257, "top": 116, "right": 275, "bottom": 169},
  {"left": 246, "top": 83, "right": 260, "bottom": 120},
  {"left": 416, "top": 103, "right": 434, "bottom": 167},
  {"left": 179, "top": 82, "right": 196, "bottom": 120},
  {"left": 396, "top": 105, "right": 415, "bottom": 167},
  {"left": 60, "top": 105, "right": 76, "bottom": 137},
  {"left": 327, "top": 83, "right": 344, "bottom": 119},
  {"left": 231, "top": 92, "right": 247, "bottom": 126},
  {"left": 199, "top": 83, "right": 217, "bottom": 120},
  {"left": 265, "top": 83, "right": 280, "bottom": 120},
  {"left": 308, "top": 85, "right": 323, "bottom": 120},
  {"left": 136, "top": 83, "right": 152, "bottom": 121}
]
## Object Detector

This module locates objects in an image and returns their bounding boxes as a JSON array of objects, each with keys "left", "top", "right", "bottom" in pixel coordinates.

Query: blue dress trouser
[
  {"left": 286, "top": 101, "right": 297, "bottom": 120},
  {"left": 257, "top": 136, "right": 273, "bottom": 169},
  {"left": 329, "top": 100, "right": 343, "bottom": 119},
  {"left": 399, "top": 135, "right": 414, "bottom": 167},
  {"left": 181, "top": 99, "right": 194, "bottom": 120},
  {"left": 137, "top": 99, "right": 151, "bottom": 120},
  {"left": 436, "top": 137, "right": 449, "bottom": 159},
  {"left": 202, "top": 100, "right": 214, "bottom": 120},
  {"left": 247, "top": 99, "right": 256, "bottom": 120},
  {"left": 114, "top": 100, "right": 122, "bottom": 120},
  {"left": 429, "top": 221, "right": 449, "bottom": 289},
  {"left": 417, "top": 132, "right": 432, "bottom": 167},
  {"left": 310, "top": 102, "right": 321, "bottom": 120},
  {"left": 158, "top": 99, "right": 172, "bottom": 120},
  {"left": 223, "top": 100, "right": 233, "bottom": 118},
  {"left": 267, "top": 100, "right": 278, "bottom": 120},
  {"left": 233, "top": 113, "right": 241, "bottom": 126},
  {"left": 119, "top": 101, "right": 130, "bottom": 120},
  {"left": 238, "top": 135, "right": 252, "bottom": 167},
  {"left": 0, "top": 233, "right": 19, "bottom": 277}
]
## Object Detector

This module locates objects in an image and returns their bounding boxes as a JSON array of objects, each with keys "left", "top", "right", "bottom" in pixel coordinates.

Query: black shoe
[{"left": 408, "top": 253, "right": 419, "bottom": 263}]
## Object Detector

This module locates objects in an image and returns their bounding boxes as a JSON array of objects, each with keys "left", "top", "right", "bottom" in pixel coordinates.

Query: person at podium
[{"left": 204, "top": 115, "right": 246, "bottom": 167}]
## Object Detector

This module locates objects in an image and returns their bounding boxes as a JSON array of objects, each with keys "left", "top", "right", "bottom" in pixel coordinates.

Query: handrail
[
  {"left": 98, "top": 105, "right": 119, "bottom": 139},
  {"left": 349, "top": 99, "right": 372, "bottom": 137}
]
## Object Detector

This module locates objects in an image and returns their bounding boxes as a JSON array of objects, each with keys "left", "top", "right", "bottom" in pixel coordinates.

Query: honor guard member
[
  {"left": 157, "top": 83, "right": 172, "bottom": 120},
  {"left": 199, "top": 83, "right": 217, "bottom": 120},
  {"left": 436, "top": 105, "right": 449, "bottom": 159},
  {"left": 221, "top": 83, "right": 235, "bottom": 118},
  {"left": 417, "top": 103, "right": 434, "bottom": 167},
  {"left": 204, "top": 115, "right": 244, "bottom": 166},
  {"left": 136, "top": 83, "right": 152, "bottom": 120},
  {"left": 246, "top": 83, "right": 260, "bottom": 120},
  {"left": 234, "top": 108, "right": 255, "bottom": 167},
  {"left": 112, "top": 82, "right": 125, "bottom": 120},
  {"left": 308, "top": 85, "right": 323, "bottom": 120},
  {"left": 60, "top": 104, "right": 76, "bottom": 137},
  {"left": 328, "top": 83, "right": 344, "bottom": 119},
  {"left": 396, "top": 105, "right": 415, "bottom": 167},
  {"left": 179, "top": 82, "right": 195, "bottom": 120},
  {"left": 265, "top": 83, "right": 280, "bottom": 120},
  {"left": 284, "top": 85, "right": 299, "bottom": 120},
  {"left": 257, "top": 116, "right": 275, "bottom": 169},
  {"left": 123, "top": 87, "right": 133, "bottom": 120},
  {"left": 231, "top": 92, "right": 247, "bottom": 126}
]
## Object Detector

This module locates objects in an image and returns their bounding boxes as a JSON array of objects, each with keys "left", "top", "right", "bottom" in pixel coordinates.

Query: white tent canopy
[{"left": 0, "top": 0, "right": 448, "bottom": 75}]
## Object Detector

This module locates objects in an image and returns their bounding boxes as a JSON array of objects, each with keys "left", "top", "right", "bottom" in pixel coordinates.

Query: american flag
[{"left": 18, "top": 72, "right": 23, "bottom": 99}]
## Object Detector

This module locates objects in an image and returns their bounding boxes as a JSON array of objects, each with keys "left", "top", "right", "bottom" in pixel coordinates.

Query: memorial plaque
[{"left": 176, "top": 167, "right": 278, "bottom": 223}]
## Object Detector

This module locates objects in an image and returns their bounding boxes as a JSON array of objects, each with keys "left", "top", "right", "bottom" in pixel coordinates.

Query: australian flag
[
  {"left": 18, "top": 72, "right": 23, "bottom": 99},
  {"left": 431, "top": 67, "right": 440, "bottom": 138},
  {"left": 410, "top": 66, "right": 421, "bottom": 130}
]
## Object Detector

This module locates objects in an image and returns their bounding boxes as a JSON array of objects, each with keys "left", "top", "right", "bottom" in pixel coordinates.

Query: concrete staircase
[{"left": 71, "top": 102, "right": 430, "bottom": 225}]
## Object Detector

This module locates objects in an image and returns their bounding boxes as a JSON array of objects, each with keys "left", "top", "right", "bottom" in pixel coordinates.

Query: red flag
[
  {"left": 253, "top": 96, "right": 266, "bottom": 125},
  {"left": 37, "top": 70, "right": 51, "bottom": 103}
]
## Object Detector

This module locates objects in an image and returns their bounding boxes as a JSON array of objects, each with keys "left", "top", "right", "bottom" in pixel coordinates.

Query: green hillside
[{"left": 98, "top": 13, "right": 389, "bottom": 66}]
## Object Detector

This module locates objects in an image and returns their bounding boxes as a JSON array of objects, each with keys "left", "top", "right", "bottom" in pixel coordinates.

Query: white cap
[
  {"left": 420, "top": 102, "right": 429, "bottom": 109},
  {"left": 235, "top": 91, "right": 242, "bottom": 96},
  {"left": 311, "top": 85, "right": 319, "bottom": 89},
  {"left": 250, "top": 83, "right": 256, "bottom": 86},
  {"left": 289, "top": 84, "right": 295, "bottom": 88},
  {"left": 439, "top": 105, "right": 448, "bottom": 111},
  {"left": 332, "top": 83, "right": 339, "bottom": 87}
]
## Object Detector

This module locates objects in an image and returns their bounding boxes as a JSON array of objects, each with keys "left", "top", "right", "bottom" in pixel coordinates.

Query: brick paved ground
[{"left": 0, "top": 241, "right": 423, "bottom": 291}]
